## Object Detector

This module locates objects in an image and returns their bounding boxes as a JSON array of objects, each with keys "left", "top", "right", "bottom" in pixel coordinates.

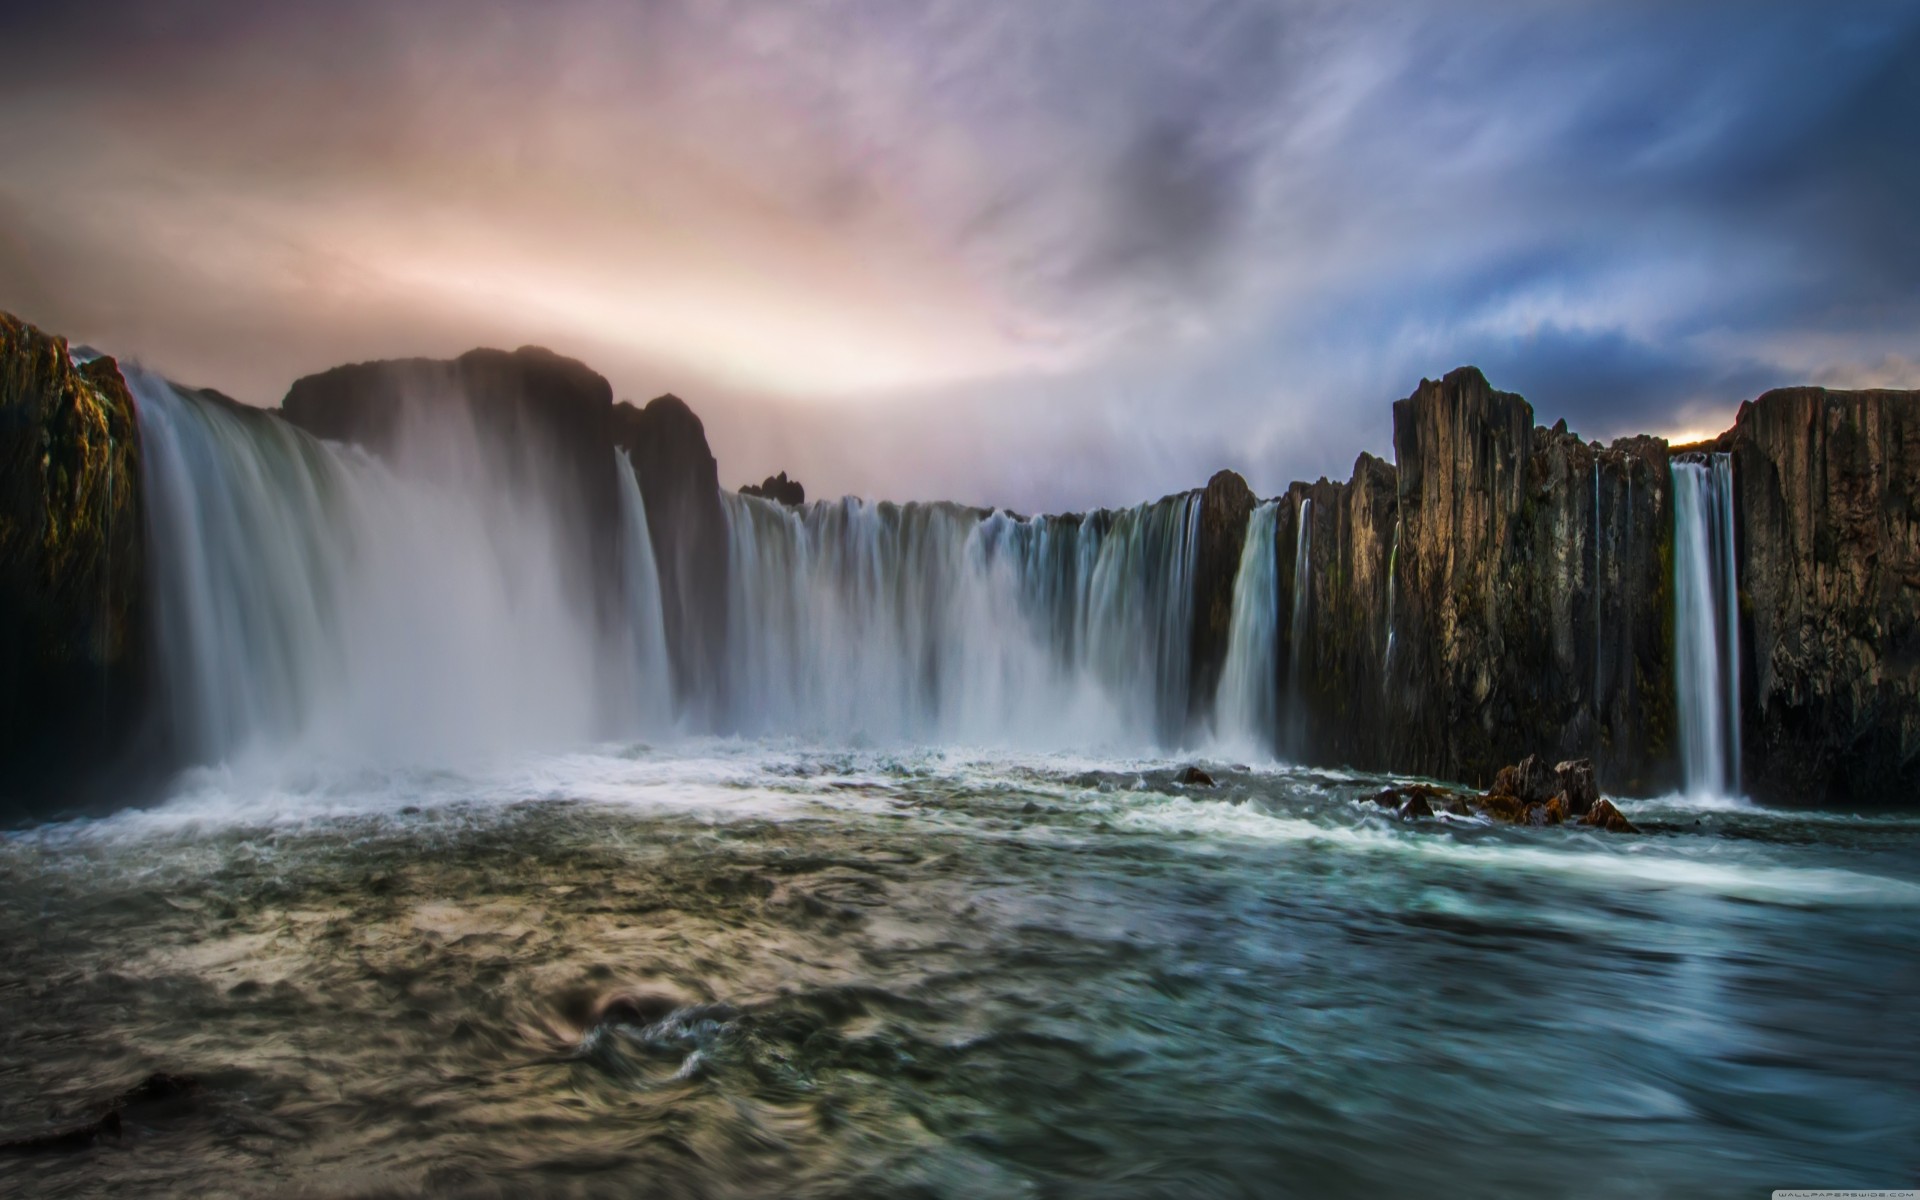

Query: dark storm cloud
[{"left": 0, "top": 0, "right": 1916, "bottom": 509}]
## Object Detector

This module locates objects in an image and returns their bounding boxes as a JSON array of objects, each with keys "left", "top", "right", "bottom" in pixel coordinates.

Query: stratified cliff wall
[
  {"left": 1729, "top": 387, "right": 1920, "bottom": 804},
  {"left": 0, "top": 315, "right": 145, "bottom": 807},
  {"left": 1274, "top": 368, "right": 1675, "bottom": 792}
]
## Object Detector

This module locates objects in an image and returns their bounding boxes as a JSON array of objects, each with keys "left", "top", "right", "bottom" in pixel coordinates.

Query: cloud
[{"left": 1, "top": 0, "right": 1917, "bottom": 510}]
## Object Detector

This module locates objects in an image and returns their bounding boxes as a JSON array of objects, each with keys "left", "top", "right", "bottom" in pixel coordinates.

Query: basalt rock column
[
  {"left": 1384, "top": 367, "right": 1674, "bottom": 790},
  {"left": 1728, "top": 386, "right": 1920, "bottom": 804},
  {"left": 0, "top": 313, "right": 145, "bottom": 808}
]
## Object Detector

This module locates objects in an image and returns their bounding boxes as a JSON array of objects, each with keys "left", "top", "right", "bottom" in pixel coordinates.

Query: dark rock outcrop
[
  {"left": 0, "top": 314, "right": 145, "bottom": 811},
  {"left": 613, "top": 395, "right": 730, "bottom": 722},
  {"left": 742, "top": 471, "right": 805, "bottom": 507},
  {"left": 1383, "top": 370, "right": 1676, "bottom": 791},
  {"left": 1179, "top": 765, "right": 1216, "bottom": 787},
  {"left": 1188, "top": 469, "right": 1256, "bottom": 724},
  {"left": 1728, "top": 387, "right": 1920, "bottom": 805}
]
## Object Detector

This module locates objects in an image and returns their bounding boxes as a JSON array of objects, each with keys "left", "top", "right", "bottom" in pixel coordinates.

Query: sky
[{"left": 1, "top": 0, "right": 1916, "bottom": 511}]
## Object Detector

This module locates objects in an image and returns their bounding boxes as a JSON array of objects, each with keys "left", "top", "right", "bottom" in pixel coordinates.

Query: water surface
[{"left": 4, "top": 745, "right": 1917, "bottom": 1197}]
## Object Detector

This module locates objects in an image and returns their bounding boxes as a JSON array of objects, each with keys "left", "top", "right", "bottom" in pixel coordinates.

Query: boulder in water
[
  {"left": 1552, "top": 759, "right": 1599, "bottom": 816},
  {"left": 1581, "top": 797, "right": 1639, "bottom": 834},
  {"left": 1179, "top": 766, "right": 1216, "bottom": 787}
]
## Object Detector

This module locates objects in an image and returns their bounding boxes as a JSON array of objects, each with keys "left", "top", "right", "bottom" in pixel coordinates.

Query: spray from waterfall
[
  {"left": 1672, "top": 454, "right": 1742, "bottom": 797},
  {"left": 134, "top": 369, "right": 666, "bottom": 770},
  {"left": 1286, "top": 496, "right": 1313, "bottom": 757},
  {"left": 1214, "top": 500, "right": 1281, "bottom": 754}
]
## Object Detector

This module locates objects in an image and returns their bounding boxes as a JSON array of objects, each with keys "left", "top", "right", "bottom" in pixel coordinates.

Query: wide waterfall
[
  {"left": 1286, "top": 496, "right": 1313, "bottom": 755},
  {"left": 1213, "top": 500, "right": 1281, "bottom": 754},
  {"left": 134, "top": 371, "right": 671, "bottom": 770},
  {"left": 718, "top": 491, "right": 1202, "bottom": 748},
  {"left": 1672, "top": 454, "right": 1742, "bottom": 797}
]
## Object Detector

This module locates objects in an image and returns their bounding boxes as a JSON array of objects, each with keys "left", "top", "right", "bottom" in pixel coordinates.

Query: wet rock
[
  {"left": 1366, "top": 782, "right": 1458, "bottom": 819},
  {"left": 1580, "top": 797, "right": 1639, "bottom": 834},
  {"left": 1729, "top": 386, "right": 1920, "bottom": 805},
  {"left": 741, "top": 471, "right": 805, "bottom": 506},
  {"left": 1179, "top": 766, "right": 1216, "bottom": 787},
  {"left": 1553, "top": 759, "right": 1599, "bottom": 816},
  {"left": 1, "top": 312, "right": 146, "bottom": 813},
  {"left": 0, "top": 1110, "right": 120, "bottom": 1155}
]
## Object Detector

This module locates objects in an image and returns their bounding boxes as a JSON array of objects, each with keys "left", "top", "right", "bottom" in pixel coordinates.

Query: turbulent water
[{"left": 4, "top": 748, "right": 1918, "bottom": 1197}]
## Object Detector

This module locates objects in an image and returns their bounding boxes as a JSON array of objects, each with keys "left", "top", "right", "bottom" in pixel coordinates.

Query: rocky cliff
[
  {"left": 612, "top": 395, "right": 730, "bottom": 722},
  {"left": 1728, "top": 387, "right": 1920, "bottom": 804},
  {"left": 1263, "top": 369, "right": 1677, "bottom": 792},
  {"left": 0, "top": 315, "right": 145, "bottom": 809}
]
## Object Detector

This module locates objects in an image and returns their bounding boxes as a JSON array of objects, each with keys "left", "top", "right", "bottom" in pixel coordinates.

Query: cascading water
[
  {"left": 1672, "top": 453, "right": 1742, "bottom": 797},
  {"left": 1593, "top": 456, "right": 1603, "bottom": 728},
  {"left": 615, "top": 449, "right": 675, "bottom": 731},
  {"left": 1213, "top": 500, "right": 1281, "bottom": 754},
  {"left": 718, "top": 491, "right": 1202, "bottom": 748},
  {"left": 1286, "top": 496, "right": 1313, "bottom": 756},
  {"left": 1382, "top": 523, "right": 1399, "bottom": 693},
  {"left": 134, "top": 369, "right": 670, "bottom": 769}
]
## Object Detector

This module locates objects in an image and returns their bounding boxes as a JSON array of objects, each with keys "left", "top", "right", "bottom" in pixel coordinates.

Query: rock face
[
  {"left": 0, "top": 315, "right": 145, "bottom": 810},
  {"left": 1187, "top": 469, "right": 1256, "bottom": 724},
  {"left": 1729, "top": 387, "right": 1920, "bottom": 804},
  {"left": 1267, "top": 370, "right": 1674, "bottom": 792},
  {"left": 1278, "top": 454, "right": 1398, "bottom": 768},
  {"left": 612, "top": 395, "right": 730, "bottom": 722},
  {"left": 741, "top": 471, "right": 805, "bottom": 506}
]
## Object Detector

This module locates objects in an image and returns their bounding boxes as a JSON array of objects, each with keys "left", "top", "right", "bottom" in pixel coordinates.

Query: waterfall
[
  {"left": 134, "top": 369, "right": 667, "bottom": 769},
  {"left": 1593, "top": 456, "right": 1602, "bottom": 728},
  {"left": 1672, "top": 454, "right": 1742, "bottom": 797},
  {"left": 1214, "top": 501, "right": 1281, "bottom": 754},
  {"left": 615, "top": 450, "right": 675, "bottom": 731},
  {"left": 1286, "top": 496, "right": 1313, "bottom": 756},
  {"left": 718, "top": 491, "right": 1202, "bottom": 748},
  {"left": 1382, "top": 523, "right": 1399, "bottom": 693}
]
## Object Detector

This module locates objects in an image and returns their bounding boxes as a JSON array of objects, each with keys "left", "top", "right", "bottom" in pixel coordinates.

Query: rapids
[{"left": 3, "top": 748, "right": 1917, "bottom": 1196}]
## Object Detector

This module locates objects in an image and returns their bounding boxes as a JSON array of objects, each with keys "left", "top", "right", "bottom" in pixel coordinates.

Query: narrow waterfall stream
[
  {"left": 1286, "top": 496, "right": 1313, "bottom": 756},
  {"left": 1213, "top": 500, "right": 1281, "bottom": 754},
  {"left": 1672, "top": 453, "right": 1742, "bottom": 797}
]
